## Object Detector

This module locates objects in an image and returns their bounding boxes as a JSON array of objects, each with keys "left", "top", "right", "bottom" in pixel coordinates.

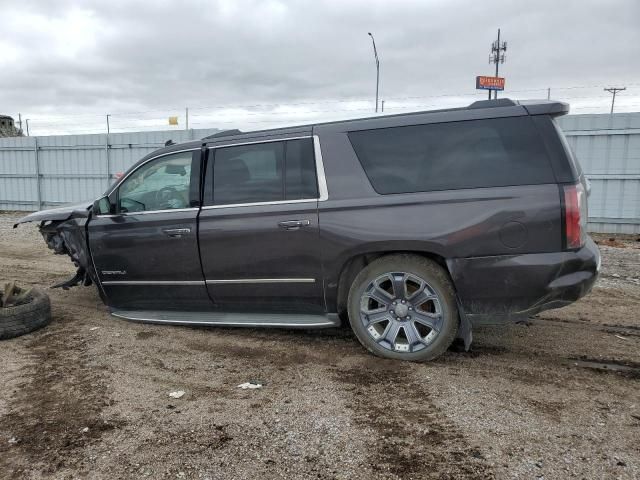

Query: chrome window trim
[
  {"left": 120, "top": 207, "right": 199, "bottom": 217},
  {"left": 203, "top": 134, "right": 329, "bottom": 210},
  {"left": 207, "top": 135, "right": 312, "bottom": 148},
  {"left": 206, "top": 278, "right": 315, "bottom": 284},
  {"left": 97, "top": 134, "right": 329, "bottom": 217},
  {"left": 201, "top": 198, "right": 316, "bottom": 211},
  {"left": 96, "top": 207, "right": 200, "bottom": 218},
  {"left": 313, "top": 135, "right": 329, "bottom": 201}
]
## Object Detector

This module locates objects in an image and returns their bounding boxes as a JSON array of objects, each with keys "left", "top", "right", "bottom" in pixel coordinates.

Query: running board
[{"left": 110, "top": 310, "right": 340, "bottom": 329}]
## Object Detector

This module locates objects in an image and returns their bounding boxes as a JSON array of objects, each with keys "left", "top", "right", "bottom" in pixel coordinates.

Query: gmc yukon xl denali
[{"left": 15, "top": 98, "right": 600, "bottom": 361}]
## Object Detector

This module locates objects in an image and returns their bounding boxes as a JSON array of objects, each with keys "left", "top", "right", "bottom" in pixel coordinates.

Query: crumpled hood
[{"left": 13, "top": 201, "right": 93, "bottom": 227}]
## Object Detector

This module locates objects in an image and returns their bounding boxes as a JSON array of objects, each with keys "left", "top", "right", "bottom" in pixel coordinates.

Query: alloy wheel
[{"left": 359, "top": 272, "right": 444, "bottom": 353}]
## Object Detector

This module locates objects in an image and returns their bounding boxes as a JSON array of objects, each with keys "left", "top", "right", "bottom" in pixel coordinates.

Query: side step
[{"left": 110, "top": 310, "right": 340, "bottom": 329}]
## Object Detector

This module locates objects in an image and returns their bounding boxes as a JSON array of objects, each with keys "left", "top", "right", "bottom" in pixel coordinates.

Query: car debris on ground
[{"left": 237, "top": 382, "right": 263, "bottom": 390}]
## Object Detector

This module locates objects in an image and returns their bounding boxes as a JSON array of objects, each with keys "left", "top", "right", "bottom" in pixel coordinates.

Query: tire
[
  {"left": 347, "top": 254, "right": 458, "bottom": 361},
  {"left": 0, "top": 287, "right": 51, "bottom": 340}
]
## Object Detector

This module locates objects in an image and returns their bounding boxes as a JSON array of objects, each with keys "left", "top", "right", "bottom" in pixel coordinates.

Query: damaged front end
[{"left": 13, "top": 202, "right": 99, "bottom": 291}]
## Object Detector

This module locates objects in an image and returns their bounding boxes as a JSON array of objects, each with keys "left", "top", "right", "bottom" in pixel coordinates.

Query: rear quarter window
[{"left": 348, "top": 116, "right": 555, "bottom": 194}]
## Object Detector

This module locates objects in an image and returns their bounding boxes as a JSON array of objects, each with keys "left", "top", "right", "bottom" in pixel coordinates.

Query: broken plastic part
[
  {"left": 51, "top": 268, "right": 89, "bottom": 290},
  {"left": 457, "top": 310, "right": 473, "bottom": 352}
]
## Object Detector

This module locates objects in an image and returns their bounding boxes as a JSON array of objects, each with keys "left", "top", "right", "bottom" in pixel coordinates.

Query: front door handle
[
  {"left": 162, "top": 227, "right": 191, "bottom": 238},
  {"left": 278, "top": 220, "right": 311, "bottom": 231}
]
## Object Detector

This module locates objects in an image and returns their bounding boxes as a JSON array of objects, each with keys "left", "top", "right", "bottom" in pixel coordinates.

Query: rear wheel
[{"left": 347, "top": 254, "right": 458, "bottom": 361}]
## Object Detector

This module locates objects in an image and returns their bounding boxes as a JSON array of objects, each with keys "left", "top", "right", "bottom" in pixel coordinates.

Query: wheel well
[{"left": 335, "top": 250, "right": 450, "bottom": 318}]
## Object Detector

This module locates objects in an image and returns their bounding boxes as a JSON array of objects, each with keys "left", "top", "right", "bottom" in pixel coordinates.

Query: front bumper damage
[
  {"left": 14, "top": 202, "right": 97, "bottom": 290},
  {"left": 39, "top": 219, "right": 94, "bottom": 289}
]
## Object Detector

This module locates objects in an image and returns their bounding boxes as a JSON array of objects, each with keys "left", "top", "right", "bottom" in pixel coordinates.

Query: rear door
[
  {"left": 198, "top": 136, "right": 326, "bottom": 313},
  {"left": 88, "top": 149, "right": 211, "bottom": 310}
]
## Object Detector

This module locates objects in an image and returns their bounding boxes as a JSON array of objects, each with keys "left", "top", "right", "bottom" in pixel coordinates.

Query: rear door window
[
  {"left": 285, "top": 138, "right": 319, "bottom": 200},
  {"left": 205, "top": 138, "right": 318, "bottom": 206},
  {"left": 212, "top": 142, "right": 285, "bottom": 206},
  {"left": 348, "top": 116, "right": 555, "bottom": 194}
]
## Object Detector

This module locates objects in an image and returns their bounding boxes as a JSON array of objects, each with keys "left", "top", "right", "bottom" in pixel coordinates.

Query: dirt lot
[{"left": 0, "top": 212, "right": 639, "bottom": 480}]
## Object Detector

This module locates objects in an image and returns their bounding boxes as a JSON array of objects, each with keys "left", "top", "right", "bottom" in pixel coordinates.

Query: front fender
[{"left": 13, "top": 201, "right": 93, "bottom": 227}]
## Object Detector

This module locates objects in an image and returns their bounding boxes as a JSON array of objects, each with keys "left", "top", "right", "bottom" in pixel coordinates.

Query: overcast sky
[{"left": 1, "top": 0, "right": 639, "bottom": 135}]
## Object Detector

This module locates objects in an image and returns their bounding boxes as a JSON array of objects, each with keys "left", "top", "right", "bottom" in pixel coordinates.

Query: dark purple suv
[{"left": 16, "top": 99, "right": 600, "bottom": 361}]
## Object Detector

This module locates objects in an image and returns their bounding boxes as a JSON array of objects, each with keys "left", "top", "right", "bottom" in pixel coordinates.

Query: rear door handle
[
  {"left": 162, "top": 228, "right": 191, "bottom": 238},
  {"left": 278, "top": 220, "right": 311, "bottom": 230}
]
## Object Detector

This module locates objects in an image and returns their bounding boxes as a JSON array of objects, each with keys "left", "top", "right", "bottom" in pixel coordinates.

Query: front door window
[{"left": 118, "top": 152, "right": 193, "bottom": 213}]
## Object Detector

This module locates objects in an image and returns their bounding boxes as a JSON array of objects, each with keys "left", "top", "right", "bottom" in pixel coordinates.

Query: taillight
[{"left": 563, "top": 183, "right": 586, "bottom": 249}]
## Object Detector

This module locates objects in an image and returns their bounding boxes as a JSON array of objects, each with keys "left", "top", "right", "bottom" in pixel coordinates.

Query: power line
[
  {"left": 16, "top": 82, "right": 640, "bottom": 123},
  {"left": 604, "top": 87, "right": 626, "bottom": 114},
  {"left": 22, "top": 87, "right": 640, "bottom": 136}
]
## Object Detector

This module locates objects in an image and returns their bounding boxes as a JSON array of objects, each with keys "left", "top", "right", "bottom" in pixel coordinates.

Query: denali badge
[{"left": 101, "top": 270, "right": 127, "bottom": 275}]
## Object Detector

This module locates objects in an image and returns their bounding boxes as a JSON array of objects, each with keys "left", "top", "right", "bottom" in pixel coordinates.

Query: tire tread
[
  {"left": 0, "top": 288, "right": 51, "bottom": 340},
  {"left": 347, "top": 254, "right": 458, "bottom": 361}
]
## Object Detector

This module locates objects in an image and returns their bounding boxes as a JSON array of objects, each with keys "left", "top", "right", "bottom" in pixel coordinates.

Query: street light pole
[
  {"left": 368, "top": 32, "right": 380, "bottom": 113},
  {"left": 25, "top": 119, "right": 30, "bottom": 136}
]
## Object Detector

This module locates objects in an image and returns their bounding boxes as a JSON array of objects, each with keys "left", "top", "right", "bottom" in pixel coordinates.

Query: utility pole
[
  {"left": 367, "top": 32, "right": 380, "bottom": 112},
  {"left": 547, "top": 88, "right": 551, "bottom": 100},
  {"left": 604, "top": 87, "right": 626, "bottom": 114},
  {"left": 185, "top": 107, "right": 189, "bottom": 131},
  {"left": 25, "top": 119, "right": 30, "bottom": 136},
  {"left": 106, "top": 114, "right": 111, "bottom": 134},
  {"left": 381, "top": 100, "right": 385, "bottom": 113},
  {"left": 488, "top": 28, "right": 507, "bottom": 99},
  {"left": 18, "top": 113, "right": 22, "bottom": 132}
]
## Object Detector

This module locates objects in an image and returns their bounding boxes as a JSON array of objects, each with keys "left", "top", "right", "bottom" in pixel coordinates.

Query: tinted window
[
  {"left": 118, "top": 152, "right": 193, "bottom": 212},
  {"left": 285, "top": 138, "right": 318, "bottom": 200},
  {"left": 348, "top": 116, "right": 555, "bottom": 194},
  {"left": 213, "top": 142, "right": 284, "bottom": 206},
  {"left": 207, "top": 139, "right": 318, "bottom": 206}
]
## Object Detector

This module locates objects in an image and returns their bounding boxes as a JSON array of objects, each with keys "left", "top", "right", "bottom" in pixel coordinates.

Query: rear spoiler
[{"left": 516, "top": 100, "right": 570, "bottom": 116}]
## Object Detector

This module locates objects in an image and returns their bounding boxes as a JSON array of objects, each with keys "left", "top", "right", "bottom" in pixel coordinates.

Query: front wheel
[{"left": 347, "top": 254, "right": 458, "bottom": 361}]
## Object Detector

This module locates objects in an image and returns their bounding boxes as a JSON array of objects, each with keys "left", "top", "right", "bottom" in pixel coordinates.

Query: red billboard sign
[{"left": 476, "top": 76, "right": 505, "bottom": 91}]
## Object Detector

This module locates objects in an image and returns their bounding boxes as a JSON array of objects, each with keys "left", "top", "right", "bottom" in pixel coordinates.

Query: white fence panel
[
  {"left": 1, "top": 114, "right": 640, "bottom": 234},
  {"left": 558, "top": 112, "right": 640, "bottom": 234},
  {"left": 0, "top": 127, "right": 218, "bottom": 210}
]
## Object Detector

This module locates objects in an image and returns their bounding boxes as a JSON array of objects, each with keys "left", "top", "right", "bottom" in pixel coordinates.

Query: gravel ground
[{"left": 0, "top": 211, "right": 639, "bottom": 479}]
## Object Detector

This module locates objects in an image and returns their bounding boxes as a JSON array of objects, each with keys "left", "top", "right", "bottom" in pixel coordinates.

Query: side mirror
[{"left": 93, "top": 196, "right": 113, "bottom": 215}]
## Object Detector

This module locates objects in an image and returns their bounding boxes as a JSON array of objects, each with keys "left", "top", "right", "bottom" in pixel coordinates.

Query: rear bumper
[{"left": 448, "top": 237, "right": 601, "bottom": 325}]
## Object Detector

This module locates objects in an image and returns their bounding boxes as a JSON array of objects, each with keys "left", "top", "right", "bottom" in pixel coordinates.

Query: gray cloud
[{"left": 1, "top": 0, "right": 639, "bottom": 134}]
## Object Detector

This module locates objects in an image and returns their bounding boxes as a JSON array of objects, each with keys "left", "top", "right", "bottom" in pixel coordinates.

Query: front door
[
  {"left": 198, "top": 136, "right": 325, "bottom": 313},
  {"left": 88, "top": 149, "right": 210, "bottom": 310}
]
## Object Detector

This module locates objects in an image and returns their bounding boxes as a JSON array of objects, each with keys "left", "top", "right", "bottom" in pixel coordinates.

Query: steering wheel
[{"left": 155, "top": 186, "right": 185, "bottom": 209}]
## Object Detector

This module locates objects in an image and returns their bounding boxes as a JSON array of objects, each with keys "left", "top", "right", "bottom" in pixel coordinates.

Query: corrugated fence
[
  {"left": 557, "top": 113, "right": 640, "bottom": 234},
  {"left": 0, "top": 128, "right": 218, "bottom": 211},
  {"left": 1, "top": 114, "right": 639, "bottom": 234}
]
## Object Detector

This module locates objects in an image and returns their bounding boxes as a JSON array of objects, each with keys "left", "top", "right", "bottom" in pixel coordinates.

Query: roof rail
[{"left": 202, "top": 129, "right": 242, "bottom": 140}]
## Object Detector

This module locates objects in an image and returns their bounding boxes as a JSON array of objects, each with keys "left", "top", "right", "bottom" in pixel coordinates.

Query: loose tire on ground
[
  {"left": 0, "top": 287, "right": 51, "bottom": 340},
  {"left": 347, "top": 254, "right": 458, "bottom": 361}
]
